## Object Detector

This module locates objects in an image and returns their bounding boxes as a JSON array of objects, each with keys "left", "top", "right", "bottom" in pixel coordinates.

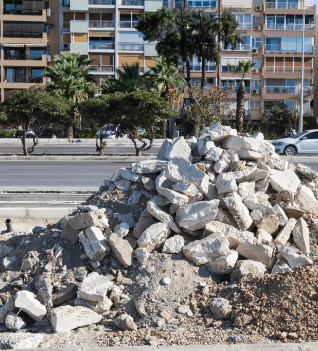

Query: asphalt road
[
  {"left": 0, "top": 160, "right": 132, "bottom": 191},
  {"left": 0, "top": 145, "right": 161, "bottom": 154},
  {"left": 1, "top": 160, "right": 318, "bottom": 192}
]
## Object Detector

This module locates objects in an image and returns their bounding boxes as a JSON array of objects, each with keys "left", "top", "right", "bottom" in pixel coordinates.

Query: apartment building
[
  {"left": 0, "top": 0, "right": 59, "bottom": 102},
  {"left": 59, "top": 0, "right": 162, "bottom": 93}
]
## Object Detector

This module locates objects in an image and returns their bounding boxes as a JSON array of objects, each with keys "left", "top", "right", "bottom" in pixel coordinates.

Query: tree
[
  {"left": 148, "top": 57, "right": 186, "bottom": 138},
  {"left": 100, "top": 62, "right": 152, "bottom": 94},
  {"left": 270, "top": 102, "right": 298, "bottom": 136},
  {"left": 79, "top": 95, "right": 119, "bottom": 155},
  {"left": 114, "top": 91, "right": 179, "bottom": 156},
  {"left": 185, "top": 84, "right": 234, "bottom": 131},
  {"left": 229, "top": 59, "right": 255, "bottom": 133},
  {"left": 0, "top": 86, "right": 70, "bottom": 156},
  {"left": 45, "top": 52, "right": 96, "bottom": 139}
]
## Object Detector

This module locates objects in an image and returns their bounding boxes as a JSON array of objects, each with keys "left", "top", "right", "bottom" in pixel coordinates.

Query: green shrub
[
  {"left": 58, "top": 131, "right": 65, "bottom": 138},
  {"left": 0, "top": 129, "right": 14, "bottom": 138},
  {"left": 303, "top": 115, "right": 317, "bottom": 130},
  {"left": 78, "top": 128, "right": 98, "bottom": 138},
  {"left": 139, "top": 133, "right": 162, "bottom": 139}
]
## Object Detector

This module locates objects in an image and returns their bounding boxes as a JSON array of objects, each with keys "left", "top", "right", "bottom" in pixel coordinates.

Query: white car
[{"left": 272, "top": 129, "right": 318, "bottom": 155}]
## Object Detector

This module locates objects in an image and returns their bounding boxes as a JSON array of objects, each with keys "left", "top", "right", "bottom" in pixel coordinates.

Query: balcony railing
[
  {"left": 3, "top": 9, "right": 43, "bottom": 15},
  {"left": 222, "top": 86, "right": 251, "bottom": 93},
  {"left": 90, "top": 65, "right": 115, "bottom": 72},
  {"left": 189, "top": 63, "right": 216, "bottom": 72},
  {"left": 266, "top": 1, "right": 298, "bottom": 9},
  {"left": 89, "top": 43, "right": 115, "bottom": 50},
  {"left": 237, "top": 23, "right": 252, "bottom": 30},
  {"left": 264, "top": 44, "right": 314, "bottom": 53},
  {"left": 89, "top": 20, "right": 115, "bottom": 28},
  {"left": 264, "top": 66, "right": 313, "bottom": 74},
  {"left": 187, "top": 0, "right": 217, "bottom": 7},
  {"left": 265, "top": 86, "right": 313, "bottom": 94},
  {"left": 4, "top": 53, "right": 28, "bottom": 60},
  {"left": 119, "top": 21, "right": 138, "bottom": 28},
  {"left": 121, "top": 0, "right": 144, "bottom": 5},
  {"left": 118, "top": 43, "right": 144, "bottom": 51},
  {"left": 222, "top": 43, "right": 251, "bottom": 51},
  {"left": 89, "top": 0, "right": 115, "bottom": 4},
  {"left": 4, "top": 76, "right": 44, "bottom": 83},
  {"left": 266, "top": 23, "right": 314, "bottom": 31}
]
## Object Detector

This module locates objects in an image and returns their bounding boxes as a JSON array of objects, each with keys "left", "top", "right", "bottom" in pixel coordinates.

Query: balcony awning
[
  {"left": 25, "top": 44, "right": 47, "bottom": 47},
  {"left": 2, "top": 43, "right": 25, "bottom": 47}
]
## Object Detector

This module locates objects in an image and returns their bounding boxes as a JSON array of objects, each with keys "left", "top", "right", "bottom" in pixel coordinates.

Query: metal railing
[
  {"left": 89, "top": 20, "right": 115, "bottom": 28},
  {"left": 89, "top": 0, "right": 115, "bottom": 4},
  {"left": 118, "top": 43, "right": 144, "bottom": 51},
  {"left": 90, "top": 65, "right": 115, "bottom": 72},
  {"left": 237, "top": 23, "right": 252, "bottom": 30},
  {"left": 119, "top": 21, "right": 138, "bottom": 28},
  {"left": 4, "top": 76, "right": 44, "bottom": 83},
  {"left": 266, "top": 23, "right": 314, "bottom": 31},
  {"left": 264, "top": 86, "right": 314, "bottom": 94},
  {"left": 89, "top": 43, "right": 115, "bottom": 50},
  {"left": 4, "top": 53, "right": 28, "bottom": 60},
  {"left": 264, "top": 66, "right": 313, "bottom": 73},
  {"left": 3, "top": 9, "right": 43, "bottom": 15},
  {"left": 189, "top": 63, "right": 216, "bottom": 72},
  {"left": 3, "top": 31, "right": 43, "bottom": 38},
  {"left": 266, "top": 1, "right": 298, "bottom": 9},
  {"left": 122, "top": 0, "right": 144, "bottom": 5},
  {"left": 222, "top": 86, "right": 251, "bottom": 93},
  {"left": 265, "top": 44, "right": 314, "bottom": 53},
  {"left": 222, "top": 43, "right": 251, "bottom": 51},
  {"left": 187, "top": 0, "right": 217, "bottom": 7}
]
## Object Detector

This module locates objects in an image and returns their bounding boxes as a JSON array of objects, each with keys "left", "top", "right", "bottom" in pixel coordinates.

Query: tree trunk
[
  {"left": 236, "top": 81, "right": 246, "bottom": 133},
  {"left": 21, "top": 134, "right": 28, "bottom": 156},
  {"left": 66, "top": 125, "right": 73, "bottom": 139},
  {"left": 160, "top": 89, "right": 169, "bottom": 139}
]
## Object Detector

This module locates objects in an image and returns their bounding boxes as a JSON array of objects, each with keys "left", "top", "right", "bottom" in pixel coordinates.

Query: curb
[
  {"left": 11, "top": 343, "right": 318, "bottom": 351},
  {"left": 0, "top": 156, "right": 155, "bottom": 161},
  {"left": 0, "top": 139, "right": 165, "bottom": 145}
]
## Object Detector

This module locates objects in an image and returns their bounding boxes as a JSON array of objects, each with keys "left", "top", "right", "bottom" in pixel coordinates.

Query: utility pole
[{"left": 298, "top": 0, "right": 305, "bottom": 133}]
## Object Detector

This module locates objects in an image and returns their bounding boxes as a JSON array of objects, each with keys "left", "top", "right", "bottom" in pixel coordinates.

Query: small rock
[
  {"left": 209, "top": 298, "right": 232, "bottom": 319},
  {"left": 114, "top": 313, "right": 137, "bottom": 331}
]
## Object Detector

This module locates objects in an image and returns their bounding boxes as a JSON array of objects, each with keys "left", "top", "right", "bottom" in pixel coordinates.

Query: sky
[{"left": 314, "top": 0, "right": 318, "bottom": 12}]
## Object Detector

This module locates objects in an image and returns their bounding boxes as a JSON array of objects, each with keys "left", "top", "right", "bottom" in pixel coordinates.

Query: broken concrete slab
[
  {"left": 77, "top": 272, "right": 112, "bottom": 303},
  {"left": 132, "top": 209, "right": 157, "bottom": 239},
  {"left": 5, "top": 312, "right": 27, "bottom": 331},
  {"left": 255, "top": 214, "right": 280, "bottom": 235},
  {"left": 203, "top": 122, "right": 237, "bottom": 141},
  {"left": 236, "top": 243, "right": 274, "bottom": 268},
  {"left": 273, "top": 204, "right": 288, "bottom": 226},
  {"left": 205, "top": 147, "right": 223, "bottom": 162},
  {"left": 132, "top": 160, "right": 168, "bottom": 174},
  {"left": 60, "top": 223, "right": 81, "bottom": 244},
  {"left": 68, "top": 212, "right": 99, "bottom": 231},
  {"left": 205, "top": 250, "right": 238, "bottom": 275},
  {"left": 215, "top": 178, "right": 237, "bottom": 196},
  {"left": 296, "top": 163, "right": 318, "bottom": 181},
  {"left": 269, "top": 169, "right": 301, "bottom": 194},
  {"left": 147, "top": 201, "right": 180, "bottom": 233},
  {"left": 114, "top": 179, "right": 131, "bottom": 192},
  {"left": 231, "top": 260, "right": 267, "bottom": 280},
  {"left": 138, "top": 222, "right": 171, "bottom": 252},
  {"left": 157, "top": 138, "right": 172, "bottom": 160},
  {"left": 134, "top": 247, "right": 149, "bottom": 265},
  {"left": 142, "top": 176, "right": 156, "bottom": 192},
  {"left": 79, "top": 226, "right": 110, "bottom": 261},
  {"left": 52, "top": 284, "right": 77, "bottom": 306},
  {"left": 256, "top": 229, "right": 273, "bottom": 245},
  {"left": 118, "top": 168, "right": 142, "bottom": 182},
  {"left": 167, "top": 136, "right": 193, "bottom": 162},
  {"left": 0, "top": 332, "right": 43, "bottom": 349},
  {"left": 279, "top": 246, "right": 313, "bottom": 269},
  {"left": 128, "top": 191, "right": 143, "bottom": 206},
  {"left": 293, "top": 218, "right": 310, "bottom": 255},
  {"left": 274, "top": 218, "right": 297, "bottom": 246},
  {"left": 172, "top": 182, "right": 200, "bottom": 197},
  {"left": 14, "top": 291, "right": 46, "bottom": 322},
  {"left": 114, "top": 222, "right": 130, "bottom": 238},
  {"left": 162, "top": 235, "right": 185, "bottom": 254},
  {"left": 295, "top": 185, "right": 318, "bottom": 217}
]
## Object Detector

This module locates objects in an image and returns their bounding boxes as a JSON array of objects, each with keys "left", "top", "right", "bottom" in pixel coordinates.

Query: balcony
[
  {"left": 264, "top": 66, "right": 313, "bottom": 74},
  {"left": 266, "top": 1, "right": 298, "bottom": 9},
  {"left": 265, "top": 23, "right": 314, "bottom": 31},
  {"left": 121, "top": 0, "right": 144, "bottom": 5},
  {"left": 222, "top": 86, "right": 251, "bottom": 93},
  {"left": 222, "top": 43, "right": 251, "bottom": 51},
  {"left": 89, "top": 0, "right": 115, "bottom": 4},
  {"left": 89, "top": 20, "right": 115, "bottom": 28},
  {"left": 264, "top": 44, "right": 314, "bottom": 53},
  {"left": 118, "top": 43, "right": 144, "bottom": 51},
  {"left": 119, "top": 21, "right": 138, "bottom": 28},
  {"left": 186, "top": 0, "right": 217, "bottom": 7},
  {"left": 89, "top": 43, "right": 115, "bottom": 50},
  {"left": 90, "top": 65, "right": 115, "bottom": 73},
  {"left": 189, "top": 63, "right": 216, "bottom": 72},
  {"left": 237, "top": 23, "right": 252, "bottom": 30},
  {"left": 4, "top": 76, "right": 44, "bottom": 83},
  {"left": 265, "top": 86, "right": 313, "bottom": 94},
  {"left": 3, "top": 8, "right": 44, "bottom": 15}
]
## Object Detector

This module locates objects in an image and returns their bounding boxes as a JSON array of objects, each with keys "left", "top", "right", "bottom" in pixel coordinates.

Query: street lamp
[{"left": 298, "top": 0, "right": 305, "bottom": 133}]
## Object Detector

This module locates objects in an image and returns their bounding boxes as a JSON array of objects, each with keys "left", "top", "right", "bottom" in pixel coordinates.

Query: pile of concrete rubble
[{"left": 1, "top": 122, "right": 318, "bottom": 348}]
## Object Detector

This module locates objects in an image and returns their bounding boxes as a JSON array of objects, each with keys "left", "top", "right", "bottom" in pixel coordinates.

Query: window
[
  {"left": 232, "top": 14, "right": 252, "bottom": 30},
  {"left": 30, "top": 48, "right": 46, "bottom": 60},
  {"left": 253, "top": 16, "right": 262, "bottom": 26},
  {"left": 252, "top": 37, "right": 261, "bottom": 48},
  {"left": 223, "top": 35, "right": 251, "bottom": 51},
  {"left": 63, "top": 0, "right": 70, "bottom": 6},
  {"left": 252, "top": 58, "right": 261, "bottom": 69},
  {"left": 251, "top": 80, "right": 260, "bottom": 89},
  {"left": 250, "top": 100, "right": 261, "bottom": 110},
  {"left": 221, "top": 57, "right": 251, "bottom": 72},
  {"left": 305, "top": 132, "right": 318, "bottom": 139},
  {"left": 265, "top": 36, "right": 314, "bottom": 53},
  {"left": 31, "top": 68, "right": 44, "bottom": 78},
  {"left": 221, "top": 79, "right": 251, "bottom": 93}
]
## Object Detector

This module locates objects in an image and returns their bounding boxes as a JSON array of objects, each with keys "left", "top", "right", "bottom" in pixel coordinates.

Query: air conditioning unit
[
  {"left": 254, "top": 25, "right": 261, "bottom": 31},
  {"left": 46, "top": 8, "right": 51, "bottom": 17},
  {"left": 253, "top": 68, "right": 259, "bottom": 73},
  {"left": 252, "top": 48, "right": 259, "bottom": 55},
  {"left": 47, "top": 55, "right": 51, "bottom": 62},
  {"left": 255, "top": 4, "right": 263, "bottom": 11},
  {"left": 47, "top": 77, "right": 51, "bottom": 83},
  {"left": 64, "top": 43, "right": 70, "bottom": 50},
  {"left": 252, "top": 89, "right": 259, "bottom": 95}
]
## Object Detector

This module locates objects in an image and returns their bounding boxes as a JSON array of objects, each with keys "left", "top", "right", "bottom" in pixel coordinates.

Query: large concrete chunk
[
  {"left": 0, "top": 333, "right": 43, "bottom": 349},
  {"left": 274, "top": 218, "right": 297, "bottom": 246},
  {"left": 167, "top": 136, "right": 193, "bottom": 162},
  {"left": 132, "top": 209, "right": 157, "bottom": 239},
  {"left": 237, "top": 150, "right": 263, "bottom": 160},
  {"left": 197, "top": 134, "right": 211, "bottom": 156},
  {"left": 255, "top": 214, "right": 280, "bottom": 235},
  {"left": 293, "top": 218, "right": 310, "bottom": 255},
  {"left": 68, "top": 212, "right": 99, "bottom": 231},
  {"left": 204, "top": 221, "right": 253, "bottom": 249},
  {"left": 269, "top": 169, "right": 301, "bottom": 194},
  {"left": 296, "top": 163, "right": 318, "bottom": 180},
  {"left": 107, "top": 233, "right": 133, "bottom": 268},
  {"left": 222, "top": 135, "right": 259, "bottom": 152},
  {"left": 175, "top": 200, "right": 219, "bottom": 231},
  {"left": 172, "top": 182, "right": 200, "bottom": 197},
  {"left": 279, "top": 246, "right": 313, "bottom": 269},
  {"left": 295, "top": 185, "right": 318, "bottom": 217},
  {"left": 215, "top": 178, "right": 237, "bottom": 195},
  {"left": 5, "top": 312, "right": 27, "bottom": 331},
  {"left": 205, "top": 250, "right": 238, "bottom": 275},
  {"left": 162, "top": 235, "right": 185, "bottom": 254},
  {"left": 205, "top": 147, "right": 223, "bottom": 162},
  {"left": 223, "top": 192, "right": 253, "bottom": 231},
  {"left": 14, "top": 291, "right": 46, "bottom": 322},
  {"left": 147, "top": 201, "right": 180, "bottom": 233},
  {"left": 157, "top": 138, "right": 172, "bottom": 160},
  {"left": 50, "top": 306, "right": 102, "bottom": 333},
  {"left": 268, "top": 157, "right": 288, "bottom": 171},
  {"left": 231, "top": 260, "right": 266, "bottom": 280},
  {"left": 138, "top": 223, "right": 171, "bottom": 252},
  {"left": 218, "top": 167, "right": 269, "bottom": 184},
  {"left": 182, "top": 233, "right": 229, "bottom": 265},
  {"left": 236, "top": 243, "right": 273, "bottom": 268},
  {"left": 118, "top": 168, "right": 142, "bottom": 182},
  {"left": 203, "top": 122, "right": 237, "bottom": 141},
  {"left": 132, "top": 160, "right": 168, "bottom": 174},
  {"left": 237, "top": 182, "right": 255, "bottom": 200},
  {"left": 141, "top": 176, "right": 156, "bottom": 191},
  {"left": 165, "top": 157, "right": 210, "bottom": 194},
  {"left": 79, "top": 226, "right": 110, "bottom": 261},
  {"left": 273, "top": 204, "right": 288, "bottom": 226},
  {"left": 77, "top": 272, "right": 112, "bottom": 303}
]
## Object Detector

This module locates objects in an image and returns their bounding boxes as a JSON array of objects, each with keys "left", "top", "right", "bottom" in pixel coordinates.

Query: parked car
[
  {"left": 13, "top": 130, "right": 35, "bottom": 138},
  {"left": 95, "top": 125, "right": 128, "bottom": 139},
  {"left": 273, "top": 129, "right": 318, "bottom": 155},
  {"left": 37, "top": 128, "right": 59, "bottom": 139}
]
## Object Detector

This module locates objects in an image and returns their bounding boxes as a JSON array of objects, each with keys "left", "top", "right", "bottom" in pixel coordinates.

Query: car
[
  {"left": 95, "top": 125, "right": 128, "bottom": 139},
  {"left": 13, "top": 130, "right": 35, "bottom": 138},
  {"left": 272, "top": 129, "right": 318, "bottom": 155},
  {"left": 36, "top": 127, "right": 59, "bottom": 139}
]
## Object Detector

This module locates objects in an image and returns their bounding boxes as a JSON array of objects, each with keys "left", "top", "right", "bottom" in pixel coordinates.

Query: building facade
[
  {"left": 59, "top": 0, "right": 161, "bottom": 94},
  {"left": 0, "top": 0, "right": 59, "bottom": 102}
]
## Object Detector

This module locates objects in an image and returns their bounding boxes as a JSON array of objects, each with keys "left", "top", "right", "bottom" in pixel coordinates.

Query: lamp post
[{"left": 298, "top": 0, "right": 305, "bottom": 133}]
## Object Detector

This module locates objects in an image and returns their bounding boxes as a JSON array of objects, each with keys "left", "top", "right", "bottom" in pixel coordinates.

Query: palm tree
[
  {"left": 100, "top": 62, "right": 152, "bottom": 94},
  {"left": 229, "top": 59, "right": 256, "bottom": 133},
  {"left": 148, "top": 57, "right": 186, "bottom": 138},
  {"left": 45, "top": 52, "right": 96, "bottom": 138}
]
